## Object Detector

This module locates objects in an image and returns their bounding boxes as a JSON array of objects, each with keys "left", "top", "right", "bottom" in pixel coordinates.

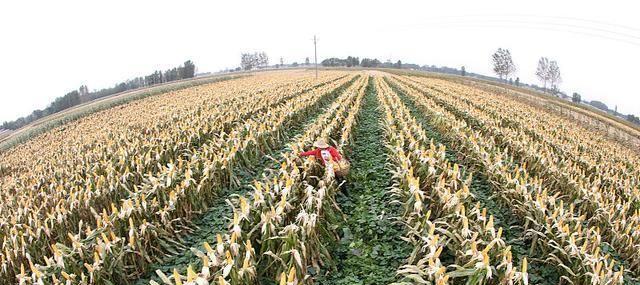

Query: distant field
[
  {"left": 386, "top": 68, "right": 640, "bottom": 150},
  {"left": 463, "top": 74, "right": 640, "bottom": 143},
  {"left": 2, "top": 70, "right": 639, "bottom": 284},
  {"left": 0, "top": 72, "right": 248, "bottom": 151}
]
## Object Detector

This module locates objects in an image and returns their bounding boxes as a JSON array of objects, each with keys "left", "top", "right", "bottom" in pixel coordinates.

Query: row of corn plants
[
  {"left": 0, "top": 71, "right": 347, "bottom": 282},
  {"left": 148, "top": 74, "right": 368, "bottom": 285},
  {"left": 405, "top": 76, "right": 640, "bottom": 213},
  {"left": 397, "top": 75, "right": 640, "bottom": 279},
  {"left": 423, "top": 78, "right": 639, "bottom": 194},
  {"left": 403, "top": 76, "right": 640, "bottom": 221},
  {"left": 1, "top": 72, "right": 344, "bottom": 233},
  {"left": 11, "top": 72, "right": 356, "bottom": 284},
  {"left": 142, "top": 74, "right": 366, "bottom": 284},
  {"left": 376, "top": 76, "right": 527, "bottom": 284},
  {"left": 387, "top": 75, "right": 626, "bottom": 284}
]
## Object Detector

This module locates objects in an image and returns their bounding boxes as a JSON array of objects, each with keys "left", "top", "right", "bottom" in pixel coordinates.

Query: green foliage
[
  {"left": 572, "top": 92, "right": 582, "bottom": 103},
  {"left": 318, "top": 77, "right": 411, "bottom": 284}
]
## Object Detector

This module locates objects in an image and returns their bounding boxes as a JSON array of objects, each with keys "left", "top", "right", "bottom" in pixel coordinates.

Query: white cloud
[{"left": 1, "top": 0, "right": 639, "bottom": 122}]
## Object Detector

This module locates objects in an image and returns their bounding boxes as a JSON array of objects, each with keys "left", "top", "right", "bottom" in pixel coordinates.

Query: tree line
[
  {"left": 2, "top": 60, "right": 196, "bottom": 130},
  {"left": 237, "top": 53, "right": 417, "bottom": 71},
  {"left": 321, "top": 56, "right": 406, "bottom": 68}
]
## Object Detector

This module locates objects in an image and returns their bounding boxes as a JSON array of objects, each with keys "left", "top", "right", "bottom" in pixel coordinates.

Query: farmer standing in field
[{"left": 299, "top": 139, "right": 349, "bottom": 185}]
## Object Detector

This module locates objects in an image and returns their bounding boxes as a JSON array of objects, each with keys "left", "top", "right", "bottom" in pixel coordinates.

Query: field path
[{"left": 317, "top": 76, "right": 411, "bottom": 284}]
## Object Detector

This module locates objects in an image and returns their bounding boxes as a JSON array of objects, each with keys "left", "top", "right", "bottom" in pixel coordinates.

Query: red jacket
[{"left": 299, "top": 147, "right": 342, "bottom": 165}]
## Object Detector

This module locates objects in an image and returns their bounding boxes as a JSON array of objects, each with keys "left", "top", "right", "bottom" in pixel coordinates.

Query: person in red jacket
[
  {"left": 299, "top": 139, "right": 342, "bottom": 165},
  {"left": 300, "top": 139, "right": 349, "bottom": 191}
]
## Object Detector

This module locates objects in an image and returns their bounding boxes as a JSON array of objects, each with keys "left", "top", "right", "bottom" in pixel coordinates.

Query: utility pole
[{"left": 314, "top": 35, "right": 318, "bottom": 79}]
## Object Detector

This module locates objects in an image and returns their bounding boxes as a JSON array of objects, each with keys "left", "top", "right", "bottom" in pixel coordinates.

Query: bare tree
[
  {"left": 240, "top": 52, "right": 269, "bottom": 70},
  {"left": 548, "top": 60, "right": 561, "bottom": 92},
  {"left": 258, "top": 52, "right": 269, "bottom": 68},
  {"left": 535, "top": 57, "right": 549, "bottom": 90},
  {"left": 491, "top": 48, "right": 516, "bottom": 80},
  {"left": 241, "top": 53, "right": 254, "bottom": 70},
  {"left": 251, "top": 53, "right": 259, "bottom": 68}
]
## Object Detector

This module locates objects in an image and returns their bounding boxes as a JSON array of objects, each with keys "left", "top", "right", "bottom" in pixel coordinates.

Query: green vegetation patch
[{"left": 317, "top": 77, "right": 411, "bottom": 285}]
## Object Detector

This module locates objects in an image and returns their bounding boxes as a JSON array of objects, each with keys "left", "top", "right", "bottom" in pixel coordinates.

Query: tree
[
  {"left": 627, "top": 114, "right": 640, "bottom": 125},
  {"left": 589, "top": 100, "right": 608, "bottom": 111},
  {"left": 535, "top": 57, "right": 561, "bottom": 93},
  {"left": 305, "top": 57, "right": 310, "bottom": 65},
  {"left": 345, "top": 56, "right": 359, "bottom": 67},
  {"left": 182, "top": 60, "right": 196, "bottom": 78},
  {"left": 491, "top": 48, "right": 516, "bottom": 80},
  {"left": 461, "top": 66, "right": 466, "bottom": 76},
  {"left": 535, "top": 57, "right": 549, "bottom": 90},
  {"left": 548, "top": 60, "right": 561, "bottom": 92},
  {"left": 515, "top": 77, "right": 520, "bottom": 86},
  {"left": 360, "top": 58, "right": 381, "bottom": 68},
  {"left": 280, "top": 57, "right": 284, "bottom": 66},
  {"left": 241, "top": 53, "right": 255, "bottom": 70},
  {"left": 257, "top": 52, "right": 269, "bottom": 68},
  {"left": 78, "top": 85, "right": 89, "bottom": 97},
  {"left": 321, "top": 58, "right": 344, "bottom": 67},
  {"left": 241, "top": 52, "right": 269, "bottom": 70},
  {"left": 572, "top": 92, "right": 581, "bottom": 103},
  {"left": 396, "top": 60, "right": 402, "bottom": 69}
]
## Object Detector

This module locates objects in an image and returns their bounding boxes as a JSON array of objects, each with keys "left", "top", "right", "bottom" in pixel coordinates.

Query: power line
[
  {"left": 381, "top": 15, "right": 640, "bottom": 48},
  {"left": 463, "top": 14, "right": 640, "bottom": 33},
  {"left": 422, "top": 19, "right": 640, "bottom": 42},
  {"left": 423, "top": 22, "right": 640, "bottom": 47}
]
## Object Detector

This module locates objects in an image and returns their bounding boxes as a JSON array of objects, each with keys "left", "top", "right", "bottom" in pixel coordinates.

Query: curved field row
[
  {"left": 392, "top": 75, "right": 640, "bottom": 280},
  {"left": 0, "top": 74, "right": 250, "bottom": 152},
  {"left": 377, "top": 76, "right": 526, "bottom": 284},
  {"left": 388, "top": 75, "right": 629, "bottom": 284},
  {"left": 406, "top": 76, "right": 640, "bottom": 197}
]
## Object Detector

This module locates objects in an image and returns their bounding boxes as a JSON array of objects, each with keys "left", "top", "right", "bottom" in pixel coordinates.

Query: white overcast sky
[{"left": 1, "top": 0, "right": 639, "bottom": 123}]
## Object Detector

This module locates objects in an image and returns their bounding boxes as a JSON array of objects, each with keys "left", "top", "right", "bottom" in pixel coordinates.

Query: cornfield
[{"left": 0, "top": 70, "right": 638, "bottom": 285}]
